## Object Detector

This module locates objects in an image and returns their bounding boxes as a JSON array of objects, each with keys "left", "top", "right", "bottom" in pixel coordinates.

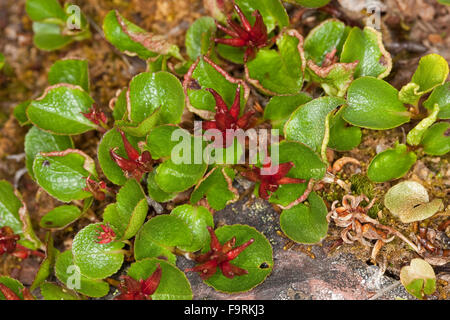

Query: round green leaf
[
  {"left": 97, "top": 129, "right": 143, "bottom": 185},
  {"left": 304, "top": 19, "right": 349, "bottom": 65},
  {"left": 367, "top": 144, "right": 416, "bottom": 183},
  {"left": 421, "top": 122, "right": 450, "bottom": 156},
  {"left": 284, "top": 96, "right": 345, "bottom": 153},
  {"left": 48, "top": 59, "right": 90, "bottom": 92},
  {"left": 0, "top": 180, "right": 25, "bottom": 236},
  {"left": 279, "top": 192, "right": 328, "bottom": 243},
  {"left": 277, "top": 140, "right": 327, "bottom": 180},
  {"left": 128, "top": 71, "right": 185, "bottom": 126},
  {"left": 27, "top": 84, "right": 96, "bottom": 135},
  {"left": 32, "top": 22, "right": 73, "bottom": 51},
  {"left": 13, "top": 101, "right": 31, "bottom": 126},
  {"left": 33, "top": 150, "right": 97, "bottom": 202},
  {"left": 146, "top": 124, "right": 182, "bottom": 159},
  {"left": 26, "top": 0, "right": 66, "bottom": 22},
  {"left": 134, "top": 215, "right": 193, "bottom": 262},
  {"left": 344, "top": 77, "right": 410, "bottom": 129},
  {"left": 40, "top": 282, "right": 80, "bottom": 300},
  {"left": 170, "top": 204, "right": 214, "bottom": 252},
  {"left": 25, "top": 126, "right": 74, "bottom": 180},
  {"left": 384, "top": 181, "right": 444, "bottom": 223},
  {"left": 269, "top": 182, "right": 308, "bottom": 207},
  {"left": 39, "top": 205, "right": 82, "bottom": 229},
  {"left": 423, "top": 82, "right": 450, "bottom": 119},
  {"left": 328, "top": 107, "right": 362, "bottom": 151},
  {"left": 411, "top": 54, "right": 449, "bottom": 94},
  {"left": 263, "top": 93, "right": 312, "bottom": 131},
  {"left": 185, "top": 17, "right": 216, "bottom": 60},
  {"left": 204, "top": 225, "right": 273, "bottom": 293},
  {"left": 55, "top": 250, "right": 110, "bottom": 297},
  {"left": 340, "top": 27, "right": 392, "bottom": 79},
  {"left": 155, "top": 160, "right": 207, "bottom": 193},
  {"left": 103, "top": 179, "right": 148, "bottom": 240},
  {"left": 72, "top": 223, "right": 125, "bottom": 280},
  {"left": 190, "top": 166, "right": 238, "bottom": 211},
  {"left": 246, "top": 31, "right": 304, "bottom": 95},
  {"left": 127, "top": 258, "right": 192, "bottom": 300},
  {"left": 146, "top": 170, "right": 177, "bottom": 203},
  {"left": 400, "top": 258, "right": 436, "bottom": 300}
]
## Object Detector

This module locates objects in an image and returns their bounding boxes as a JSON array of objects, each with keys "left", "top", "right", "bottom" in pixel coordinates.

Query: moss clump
[{"left": 350, "top": 174, "right": 374, "bottom": 198}]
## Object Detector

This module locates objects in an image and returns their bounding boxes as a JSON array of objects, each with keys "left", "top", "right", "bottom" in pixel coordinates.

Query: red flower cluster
[
  {"left": 241, "top": 159, "right": 305, "bottom": 200},
  {"left": 203, "top": 87, "right": 254, "bottom": 147},
  {"left": 186, "top": 226, "right": 254, "bottom": 280},
  {"left": 96, "top": 224, "right": 116, "bottom": 244},
  {"left": 0, "top": 226, "right": 44, "bottom": 259},
  {"left": 115, "top": 264, "right": 162, "bottom": 300},
  {"left": 82, "top": 103, "right": 107, "bottom": 126},
  {"left": 215, "top": 2, "right": 269, "bottom": 61},
  {"left": 109, "top": 129, "right": 153, "bottom": 181},
  {"left": 84, "top": 176, "right": 108, "bottom": 201}
]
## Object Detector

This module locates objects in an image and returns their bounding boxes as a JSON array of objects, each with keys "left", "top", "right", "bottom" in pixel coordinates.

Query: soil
[{"left": 0, "top": 0, "right": 448, "bottom": 300}]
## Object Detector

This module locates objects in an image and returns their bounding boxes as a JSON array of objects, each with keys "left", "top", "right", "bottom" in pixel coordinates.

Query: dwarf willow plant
[{"left": 4, "top": 0, "right": 449, "bottom": 299}]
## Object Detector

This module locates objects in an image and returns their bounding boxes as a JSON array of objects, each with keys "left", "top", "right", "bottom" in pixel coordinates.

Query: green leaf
[
  {"left": 204, "top": 225, "right": 273, "bottom": 293},
  {"left": 155, "top": 160, "right": 208, "bottom": 193},
  {"left": 27, "top": 84, "right": 96, "bottom": 135},
  {"left": 127, "top": 71, "right": 185, "bottom": 127},
  {"left": 152, "top": 130, "right": 208, "bottom": 193},
  {"left": 103, "top": 179, "right": 148, "bottom": 240},
  {"left": 30, "top": 232, "right": 57, "bottom": 290},
  {"left": 72, "top": 223, "right": 125, "bottom": 280},
  {"left": 48, "top": 59, "right": 90, "bottom": 92},
  {"left": 26, "top": 0, "right": 66, "bottom": 22},
  {"left": 134, "top": 215, "right": 193, "bottom": 263},
  {"left": 0, "top": 276, "right": 25, "bottom": 300},
  {"left": 25, "top": 126, "right": 74, "bottom": 180},
  {"left": 438, "top": 0, "right": 450, "bottom": 4},
  {"left": 0, "top": 53, "right": 5, "bottom": 70},
  {"left": 344, "top": 77, "right": 410, "bottom": 129},
  {"left": 112, "top": 88, "right": 127, "bottom": 121},
  {"left": 264, "top": 93, "right": 312, "bottom": 131},
  {"left": 146, "top": 125, "right": 181, "bottom": 159},
  {"left": 384, "top": 180, "right": 444, "bottom": 223},
  {"left": 235, "top": 0, "right": 289, "bottom": 32},
  {"left": 39, "top": 205, "right": 83, "bottom": 230},
  {"left": 284, "top": 96, "right": 345, "bottom": 153},
  {"left": 170, "top": 204, "right": 214, "bottom": 252},
  {"left": 40, "top": 282, "right": 80, "bottom": 300},
  {"left": 340, "top": 27, "right": 392, "bottom": 79},
  {"left": 185, "top": 17, "right": 216, "bottom": 60},
  {"left": 277, "top": 140, "right": 327, "bottom": 180},
  {"left": 0, "top": 180, "right": 27, "bottom": 236},
  {"left": 102, "top": 10, "right": 181, "bottom": 60},
  {"left": 33, "top": 149, "right": 97, "bottom": 202},
  {"left": 269, "top": 182, "right": 308, "bottom": 208},
  {"left": 127, "top": 258, "right": 192, "bottom": 300},
  {"left": 399, "top": 54, "right": 449, "bottom": 106},
  {"left": 304, "top": 19, "right": 350, "bottom": 65},
  {"left": 0, "top": 180, "right": 41, "bottom": 249},
  {"left": 406, "top": 103, "right": 439, "bottom": 146},
  {"left": 185, "top": 56, "right": 248, "bottom": 118},
  {"left": 279, "top": 192, "right": 328, "bottom": 243},
  {"left": 421, "top": 122, "right": 450, "bottom": 156},
  {"left": 55, "top": 250, "right": 110, "bottom": 297},
  {"left": 423, "top": 82, "right": 450, "bottom": 119},
  {"left": 246, "top": 30, "right": 305, "bottom": 95},
  {"left": 146, "top": 170, "right": 177, "bottom": 202},
  {"left": 216, "top": 43, "right": 245, "bottom": 64},
  {"left": 13, "top": 101, "right": 31, "bottom": 126},
  {"left": 285, "top": 0, "right": 331, "bottom": 8},
  {"left": 400, "top": 258, "right": 436, "bottom": 299},
  {"left": 190, "top": 166, "right": 238, "bottom": 211},
  {"left": 368, "top": 144, "right": 417, "bottom": 183},
  {"left": 32, "top": 22, "right": 73, "bottom": 51},
  {"left": 97, "top": 129, "right": 143, "bottom": 185},
  {"left": 328, "top": 107, "right": 362, "bottom": 151}
]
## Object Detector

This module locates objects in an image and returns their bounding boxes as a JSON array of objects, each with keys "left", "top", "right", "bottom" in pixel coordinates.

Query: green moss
[{"left": 350, "top": 173, "right": 374, "bottom": 198}]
